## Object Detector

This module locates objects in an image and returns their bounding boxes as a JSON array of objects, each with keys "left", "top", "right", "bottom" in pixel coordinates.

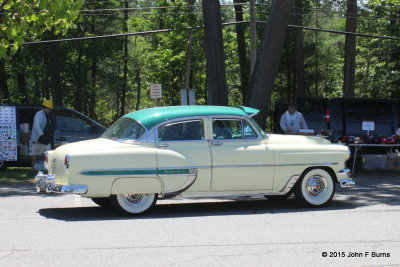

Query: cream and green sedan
[{"left": 35, "top": 105, "right": 355, "bottom": 215}]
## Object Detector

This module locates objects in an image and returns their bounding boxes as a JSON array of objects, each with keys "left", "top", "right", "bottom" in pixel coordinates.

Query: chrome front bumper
[
  {"left": 35, "top": 172, "right": 88, "bottom": 194},
  {"left": 337, "top": 169, "right": 356, "bottom": 188}
]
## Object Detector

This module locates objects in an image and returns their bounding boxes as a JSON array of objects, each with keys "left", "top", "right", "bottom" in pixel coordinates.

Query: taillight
[
  {"left": 64, "top": 154, "right": 70, "bottom": 169},
  {"left": 324, "top": 109, "right": 331, "bottom": 122},
  {"left": 43, "top": 152, "right": 48, "bottom": 163}
]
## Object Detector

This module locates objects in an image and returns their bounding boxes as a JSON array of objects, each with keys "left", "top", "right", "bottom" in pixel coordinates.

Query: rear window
[{"left": 102, "top": 118, "right": 145, "bottom": 141}]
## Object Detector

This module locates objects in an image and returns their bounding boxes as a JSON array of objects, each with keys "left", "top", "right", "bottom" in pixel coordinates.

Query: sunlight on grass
[{"left": 0, "top": 167, "right": 36, "bottom": 182}]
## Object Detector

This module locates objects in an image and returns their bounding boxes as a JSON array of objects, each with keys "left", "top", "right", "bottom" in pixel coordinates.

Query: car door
[
  {"left": 210, "top": 117, "right": 274, "bottom": 191},
  {"left": 155, "top": 118, "right": 212, "bottom": 196}
]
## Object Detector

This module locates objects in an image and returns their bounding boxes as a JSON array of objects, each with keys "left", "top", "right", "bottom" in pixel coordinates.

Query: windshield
[{"left": 101, "top": 118, "right": 146, "bottom": 141}]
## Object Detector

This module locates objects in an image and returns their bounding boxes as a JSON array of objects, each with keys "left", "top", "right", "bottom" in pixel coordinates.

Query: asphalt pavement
[{"left": 0, "top": 171, "right": 399, "bottom": 267}]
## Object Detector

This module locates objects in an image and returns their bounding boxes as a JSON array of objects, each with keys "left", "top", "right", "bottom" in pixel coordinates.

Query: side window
[
  {"left": 212, "top": 119, "right": 257, "bottom": 140},
  {"left": 55, "top": 112, "right": 91, "bottom": 132},
  {"left": 158, "top": 120, "right": 204, "bottom": 141},
  {"left": 242, "top": 120, "right": 257, "bottom": 138}
]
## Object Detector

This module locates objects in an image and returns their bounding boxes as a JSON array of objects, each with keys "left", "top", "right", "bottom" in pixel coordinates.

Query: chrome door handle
[
  {"left": 156, "top": 143, "right": 169, "bottom": 149},
  {"left": 211, "top": 141, "right": 223, "bottom": 146}
]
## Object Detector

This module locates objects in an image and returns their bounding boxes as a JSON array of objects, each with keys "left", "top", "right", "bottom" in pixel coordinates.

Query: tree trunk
[
  {"left": 0, "top": 60, "right": 10, "bottom": 102},
  {"left": 49, "top": 41, "right": 63, "bottom": 106},
  {"left": 135, "top": 64, "right": 141, "bottom": 110},
  {"left": 343, "top": 0, "right": 357, "bottom": 98},
  {"left": 89, "top": 57, "right": 97, "bottom": 119},
  {"left": 184, "top": 0, "right": 195, "bottom": 93},
  {"left": 120, "top": 0, "right": 129, "bottom": 117},
  {"left": 294, "top": 0, "right": 305, "bottom": 97},
  {"left": 234, "top": 0, "right": 250, "bottom": 104},
  {"left": 74, "top": 41, "right": 83, "bottom": 112},
  {"left": 248, "top": 0, "right": 292, "bottom": 129},
  {"left": 17, "top": 73, "right": 28, "bottom": 104},
  {"left": 202, "top": 0, "right": 228, "bottom": 106}
]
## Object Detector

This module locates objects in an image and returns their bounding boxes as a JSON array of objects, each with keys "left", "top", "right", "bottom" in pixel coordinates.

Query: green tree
[{"left": 0, "top": 0, "right": 83, "bottom": 58}]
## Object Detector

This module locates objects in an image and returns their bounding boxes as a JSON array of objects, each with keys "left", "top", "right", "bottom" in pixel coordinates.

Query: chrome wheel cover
[
  {"left": 125, "top": 194, "right": 145, "bottom": 205},
  {"left": 116, "top": 193, "right": 156, "bottom": 214},
  {"left": 299, "top": 169, "right": 334, "bottom": 206},
  {"left": 306, "top": 175, "right": 327, "bottom": 198}
]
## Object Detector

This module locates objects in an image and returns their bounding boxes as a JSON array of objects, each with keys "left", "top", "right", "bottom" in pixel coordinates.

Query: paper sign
[
  {"left": 150, "top": 84, "right": 162, "bottom": 99},
  {"left": 362, "top": 121, "right": 375, "bottom": 131}
]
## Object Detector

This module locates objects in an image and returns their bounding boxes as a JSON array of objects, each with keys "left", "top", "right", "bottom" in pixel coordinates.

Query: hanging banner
[{"left": 0, "top": 106, "right": 18, "bottom": 161}]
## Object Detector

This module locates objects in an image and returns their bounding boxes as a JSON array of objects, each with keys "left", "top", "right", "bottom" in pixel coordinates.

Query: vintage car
[{"left": 35, "top": 105, "right": 355, "bottom": 215}]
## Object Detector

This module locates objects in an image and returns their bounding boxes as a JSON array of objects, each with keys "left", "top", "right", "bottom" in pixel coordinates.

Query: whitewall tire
[
  {"left": 111, "top": 193, "right": 158, "bottom": 215},
  {"left": 294, "top": 168, "right": 335, "bottom": 207}
]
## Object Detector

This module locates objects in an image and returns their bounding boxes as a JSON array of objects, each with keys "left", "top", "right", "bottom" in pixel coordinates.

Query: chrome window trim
[
  {"left": 144, "top": 115, "right": 267, "bottom": 143},
  {"left": 155, "top": 117, "right": 207, "bottom": 142},
  {"left": 210, "top": 116, "right": 263, "bottom": 141}
]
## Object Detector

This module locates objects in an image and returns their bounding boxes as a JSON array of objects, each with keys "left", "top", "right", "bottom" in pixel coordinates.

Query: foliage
[
  {"left": 1, "top": 0, "right": 400, "bottom": 130},
  {"left": 0, "top": 167, "right": 33, "bottom": 182},
  {"left": 0, "top": 0, "right": 83, "bottom": 58}
]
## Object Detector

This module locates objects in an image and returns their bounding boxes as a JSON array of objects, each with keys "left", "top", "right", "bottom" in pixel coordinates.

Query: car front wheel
[
  {"left": 110, "top": 193, "right": 158, "bottom": 215},
  {"left": 294, "top": 168, "right": 335, "bottom": 207}
]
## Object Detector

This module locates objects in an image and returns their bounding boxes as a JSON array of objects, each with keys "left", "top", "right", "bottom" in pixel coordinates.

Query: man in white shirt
[
  {"left": 31, "top": 100, "right": 54, "bottom": 170},
  {"left": 280, "top": 102, "right": 308, "bottom": 134}
]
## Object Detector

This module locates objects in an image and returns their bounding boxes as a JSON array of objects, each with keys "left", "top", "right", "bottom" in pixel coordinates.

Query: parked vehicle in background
[{"left": 0, "top": 105, "right": 106, "bottom": 169}]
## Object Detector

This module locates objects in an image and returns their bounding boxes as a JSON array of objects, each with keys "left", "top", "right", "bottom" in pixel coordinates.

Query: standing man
[
  {"left": 280, "top": 102, "right": 308, "bottom": 134},
  {"left": 31, "top": 100, "right": 54, "bottom": 170}
]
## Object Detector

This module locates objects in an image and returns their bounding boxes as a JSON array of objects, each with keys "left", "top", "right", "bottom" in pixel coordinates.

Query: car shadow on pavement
[
  {"left": 37, "top": 198, "right": 354, "bottom": 222},
  {"left": 12, "top": 171, "right": 400, "bottom": 221}
]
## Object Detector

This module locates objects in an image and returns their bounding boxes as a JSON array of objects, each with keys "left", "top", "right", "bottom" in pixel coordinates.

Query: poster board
[{"left": 0, "top": 106, "right": 18, "bottom": 161}]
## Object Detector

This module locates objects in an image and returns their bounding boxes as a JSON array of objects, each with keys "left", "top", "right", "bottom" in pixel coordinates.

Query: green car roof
[{"left": 123, "top": 105, "right": 260, "bottom": 130}]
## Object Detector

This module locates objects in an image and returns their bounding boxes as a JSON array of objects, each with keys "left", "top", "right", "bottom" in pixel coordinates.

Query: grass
[{"left": 0, "top": 167, "right": 37, "bottom": 183}]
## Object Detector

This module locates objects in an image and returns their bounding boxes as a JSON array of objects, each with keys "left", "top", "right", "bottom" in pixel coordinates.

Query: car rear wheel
[
  {"left": 294, "top": 168, "right": 335, "bottom": 207},
  {"left": 110, "top": 193, "right": 158, "bottom": 215}
]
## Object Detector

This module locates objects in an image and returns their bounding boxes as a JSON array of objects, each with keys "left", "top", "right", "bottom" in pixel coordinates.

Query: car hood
[{"left": 267, "top": 134, "right": 332, "bottom": 145}]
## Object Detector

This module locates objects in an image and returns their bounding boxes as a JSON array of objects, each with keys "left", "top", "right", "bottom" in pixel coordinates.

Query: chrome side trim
[
  {"left": 275, "top": 162, "right": 338, "bottom": 167},
  {"left": 280, "top": 175, "right": 301, "bottom": 194},
  {"left": 212, "top": 162, "right": 338, "bottom": 168},
  {"left": 163, "top": 168, "right": 198, "bottom": 198},
  {"left": 176, "top": 192, "right": 289, "bottom": 199},
  {"left": 79, "top": 162, "right": 340, "bottom": 176}
]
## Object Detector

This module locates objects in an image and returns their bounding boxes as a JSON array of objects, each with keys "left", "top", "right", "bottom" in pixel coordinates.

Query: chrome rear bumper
[
  {"left": 337, "top": 169, "right": 355, "bottom": 188},
  {"left": 35, "top": 172, "right": 88, "bottom": 194}
]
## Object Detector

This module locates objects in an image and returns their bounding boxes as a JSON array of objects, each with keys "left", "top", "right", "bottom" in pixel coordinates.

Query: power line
[
  {"left": 22, "top": 29, "right": 172, "bottom": 45},
  {"left": 79, "top": 3, "right": 246, "bottom": 12},
  {"left": 20, "top": 19, "right": 400, "bottom": 46},
  {"left": 287, "top": 24, "right": 400, "bottom": 41}
]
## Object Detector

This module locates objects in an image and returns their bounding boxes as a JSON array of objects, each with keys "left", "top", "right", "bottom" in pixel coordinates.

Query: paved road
[{"left": 0, "top": 172, "right": 399, "bottom": 267}]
